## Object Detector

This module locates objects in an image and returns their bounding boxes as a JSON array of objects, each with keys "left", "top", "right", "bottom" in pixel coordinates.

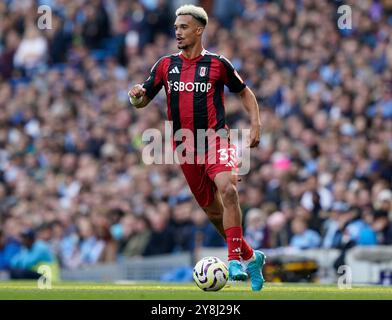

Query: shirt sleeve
[
  {"left": 219, "top": 55, "right": 246, "bottom": 93},
  {"left": 142, "top": 57, "right": 165, "bottom": 100}
]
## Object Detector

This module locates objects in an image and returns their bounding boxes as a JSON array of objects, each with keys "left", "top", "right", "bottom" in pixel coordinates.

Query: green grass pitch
[{"left": 0, "top": 281, "right": 391, "bottom": 300}]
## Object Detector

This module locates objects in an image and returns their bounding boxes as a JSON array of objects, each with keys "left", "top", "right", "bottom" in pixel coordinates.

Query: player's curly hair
[{"left": 176, "top": 4, "right": 208, "bottom": 26}]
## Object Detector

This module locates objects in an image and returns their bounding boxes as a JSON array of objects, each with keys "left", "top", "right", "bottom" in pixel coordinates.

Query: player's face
[{"left": 174, "top": 15, "right": 203, "bottom": 50}]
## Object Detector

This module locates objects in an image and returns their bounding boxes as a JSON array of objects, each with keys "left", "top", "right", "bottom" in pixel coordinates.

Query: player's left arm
[
  {"left": 238, "top": 86, "right": 261, "bottom": 148},
  {"left": 220, "top": 56, "right": 261, "bottom": 148}
]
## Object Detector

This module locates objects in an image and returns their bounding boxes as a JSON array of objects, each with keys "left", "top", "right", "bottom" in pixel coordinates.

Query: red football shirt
[{"left": 142, "top": 49, "right": 246, "bottom": 149}]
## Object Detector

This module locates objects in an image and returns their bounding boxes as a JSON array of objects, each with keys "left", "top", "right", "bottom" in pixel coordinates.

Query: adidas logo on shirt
[
  {"left": 169, "top": 66, "right": 180, "bottom": 74},
  {"left": 225, "top": 161, "right": 236, "bottom": 168}
]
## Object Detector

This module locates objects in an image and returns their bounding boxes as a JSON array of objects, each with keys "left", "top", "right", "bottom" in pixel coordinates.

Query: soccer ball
[{"left": 193, "top": 257, "right": 229, "bottom": 291}]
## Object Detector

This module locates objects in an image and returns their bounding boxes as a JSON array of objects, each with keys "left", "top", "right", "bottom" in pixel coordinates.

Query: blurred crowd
[{"left": 0, "top": 0, "right": 392, "bottom": 276}]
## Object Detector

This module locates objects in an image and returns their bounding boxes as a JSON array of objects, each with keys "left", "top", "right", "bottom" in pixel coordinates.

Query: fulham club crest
[{"left": 199, "top": 67, "right": 208, "bottom": 77}]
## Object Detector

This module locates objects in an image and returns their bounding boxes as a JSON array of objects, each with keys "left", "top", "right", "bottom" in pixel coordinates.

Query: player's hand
[
  {"left": 128, "top": 84, "right": 146, "bottom": 99},
  {"left": 248, "top": 122, "right": 261, "bottom": 148}
]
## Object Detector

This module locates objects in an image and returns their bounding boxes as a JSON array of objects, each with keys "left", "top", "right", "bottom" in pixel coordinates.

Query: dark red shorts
[{"left": 178, "top": 137, "right": 238, "bottom": 208}]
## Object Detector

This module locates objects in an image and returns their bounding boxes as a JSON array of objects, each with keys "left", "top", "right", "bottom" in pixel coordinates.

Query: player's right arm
[
  {"left": 128, "top": 84, "right": 150, "bottom": 109},
  {"left": 128, "top": 57, "right": 166, "bottom": 109}
]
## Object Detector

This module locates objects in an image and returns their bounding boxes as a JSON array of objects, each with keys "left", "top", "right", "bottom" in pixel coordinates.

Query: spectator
[
  {"left": 267, "top": 211, "right": 291, "bottom": 248},
  {"left": 191, "top": 208, "right": 226, "bottom": 248},
  {"left": 13, "top": 26, "right": 48, "bottom": 73},
  {"left": 358, "top": 209, "right": 378, "bottom": 246},
  {"left": 122, "top": 216, "right": 152, "bottom": 257},
  {"left": 10, "top": 228, "right": 58, "bottom": 280},
  {"left": 290, "top": 217, "right": 321, "bottom": 250},
  {"left": 0, "top": 30, "right": 20, "bottom": 80},
  {"left": 95, "top": 217, "right": 118, "bottom": 263},
  {"left": 212, "top": 0, "right": 244, "bottom": 29},
  {"left": 300, "top": 175, "right": 333, "bottom": 213},
  {"left": 0, "top": 227, "right": 21, "bottom": 271},
  {"left": 374, "top": 189, "right": 392, "bottom": 219},
  {"left": 111, "top": 213, "right": 136, "bottom": 253},
  {"left": 81, "top": 1, "right": 111, "bottom": 49},
  {"left": 75, "top": 217, "right": 105, "bottom": 266},
  {"left": 322, "top": 202, "right": 349, "bottom": 248},
  {"left": 143, "top": 212, "right": 175, "bottom": 256},
  {"left": 373, "top": 210, "right": 392, "bottom": 245},
  {"left": 332, "top": 207, "right": 373, "bottom": 270},
  {"left": 171, "top": 198, "right": 195, "bottom": 253},
  {"left": 244, "top": 208, "right": 269, "bottom": 250}
]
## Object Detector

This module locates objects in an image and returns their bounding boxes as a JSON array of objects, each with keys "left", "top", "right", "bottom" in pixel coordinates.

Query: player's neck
[{"left": 181, "top": 43, "right": 204, "bottom": 60}]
